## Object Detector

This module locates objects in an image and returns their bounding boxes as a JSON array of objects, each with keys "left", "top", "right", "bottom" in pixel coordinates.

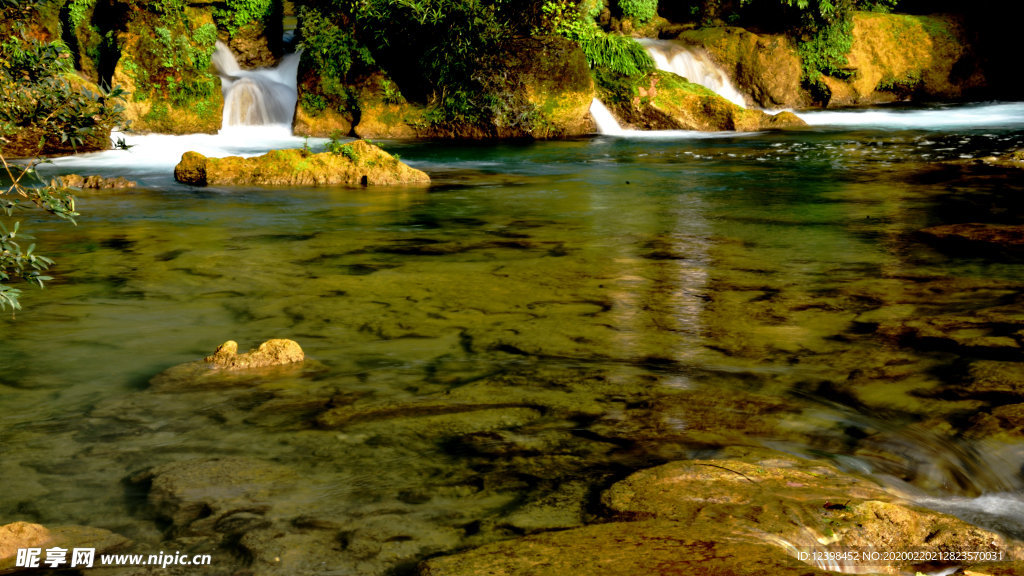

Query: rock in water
[
  {"left": 204, "top": 339, "right": 304, "bottom": 370},
  {"left": 148, "top": 339, "right": 306, "bottom": 391},
  {"left": 55, "top": 174, "right": 137, "bottom": 189},
  {"left": 173, "top": 140, "right": 430, "bottom": 187}
]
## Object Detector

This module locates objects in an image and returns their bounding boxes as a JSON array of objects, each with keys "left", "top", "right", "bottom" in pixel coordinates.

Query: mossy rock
[
  {"left": 173, "top": 140, "right": 430, "bottom": 187},
  {"left": 598, "top": 70, "right": 804, "bottom": 132},
  {"left": 112, "top": 10, "right": 223, "bottom": 135}
]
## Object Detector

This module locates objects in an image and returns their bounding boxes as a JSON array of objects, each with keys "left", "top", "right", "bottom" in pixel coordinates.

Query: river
[{"left": 3, "top": 104, "right": 1024, "bottom": 573}]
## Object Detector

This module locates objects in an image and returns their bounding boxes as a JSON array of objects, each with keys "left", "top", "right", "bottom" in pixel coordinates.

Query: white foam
[{"left": 796, "top": 102, "right": 1024, "bottom": 130}]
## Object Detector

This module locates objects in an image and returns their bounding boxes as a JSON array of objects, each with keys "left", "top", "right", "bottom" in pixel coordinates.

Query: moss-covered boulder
[
  {"left": 470, "top": 36, "right": 595, "bottom": 138},
  {"left": 670, "top": 12, "right": 986, "bottom": 108},
  {"left": 598, "top": 70, "right": 804, "bottom": 131},
  {"left": 174, "top": 140, "right": 430, "bottom": 187},
  {"left": 819, "top": 12, "right": 985, "bottom": 106},
  {"left": 674, "top": 26, "right": 809, "bottom": 109},
  {"left": 112, "top": 7, "right": 223, "bottom": 134}
]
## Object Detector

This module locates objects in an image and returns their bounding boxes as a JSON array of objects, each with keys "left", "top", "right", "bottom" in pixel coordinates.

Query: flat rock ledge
[
  {"left": 418, "top": 449, "right": 1024, "bottom": 576},
  {"left": 173, "top": 140, "right": 430, "bottom": 187}
]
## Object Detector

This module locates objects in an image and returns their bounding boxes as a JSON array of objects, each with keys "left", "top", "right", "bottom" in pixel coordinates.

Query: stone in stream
[
  {"left": 173, "top": 141, "right": 430, "bottom": 187},
  {"left": 54, "top": 174, "right": 137, "bottom": 190},
  {"left": 148, "top": 339, "right": 307, "bottom": 391}
]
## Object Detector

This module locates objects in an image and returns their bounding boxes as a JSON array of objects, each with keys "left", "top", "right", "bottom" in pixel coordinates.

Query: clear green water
[{"left": 4, "top": 126, "right": 1024, "bottom": 572}]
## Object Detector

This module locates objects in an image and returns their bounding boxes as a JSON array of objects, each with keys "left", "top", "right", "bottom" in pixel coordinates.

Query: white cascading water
[
  {"left": 212, "top": 41, "right": 301, "bottom": 128},
  {"left": 43, "top": 43, "right": 311, "bottom": 186},
  {"left": 638, "top": 38, "right": 748, "bottom": 108}
]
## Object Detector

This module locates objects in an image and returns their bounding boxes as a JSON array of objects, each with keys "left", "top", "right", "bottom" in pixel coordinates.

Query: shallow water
[{"left": 5, "top": 113, "right": 1024, "bottom": 573}]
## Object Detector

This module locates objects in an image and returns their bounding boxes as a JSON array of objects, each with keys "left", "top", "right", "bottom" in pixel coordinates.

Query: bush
[
  {"left": 618, "top": 0, "right": 658, "bottom": 22},
  {"left": 214, "top": 0, "right": 275, "bottom": 37}
]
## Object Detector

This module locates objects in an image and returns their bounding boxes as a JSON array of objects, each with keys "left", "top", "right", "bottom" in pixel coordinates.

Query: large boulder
[
  {"left": 820, "top": 12, "right": 985, "bottom": 106},
  {"left": 173, "top": 140, "right": 430, "bottom": 187}
]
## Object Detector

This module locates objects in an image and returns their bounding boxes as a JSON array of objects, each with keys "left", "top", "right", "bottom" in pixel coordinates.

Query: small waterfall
[
  {"left": 212, "top": 41, "right": 301, "bottom": 129},
  {"left": 590, "top": 98, "right": 625, "bottom": 136},
  {"left": 638, "top": 38, "right": 748, "bottom": 108}
]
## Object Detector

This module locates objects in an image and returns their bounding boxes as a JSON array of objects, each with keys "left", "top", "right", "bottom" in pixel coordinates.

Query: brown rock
[
  {"left": 204, "top": 339, "right": 304, "bottom": 370},
  {"left": 0, "top": 521, "right": 130, "bottom": 574},
  {"left": 56, "top": 174, "right": 137, "bottom": 189},
  {"left": 173, "top": 142, "right": 430, "bottom": 187}
]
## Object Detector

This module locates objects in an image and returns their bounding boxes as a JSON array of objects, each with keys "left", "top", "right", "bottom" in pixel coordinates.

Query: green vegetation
[
  {"left": 214, "top": 0, "right": 275, "bottom": 38},
  {"left": 0, "top": 155, "right": 77, "bottom": 312},
  {"left": 617, "top": 0, "right": 658, "bottom": 22},
  {"left": 539, "top": 0, "right": 654, "bottom": 76}
]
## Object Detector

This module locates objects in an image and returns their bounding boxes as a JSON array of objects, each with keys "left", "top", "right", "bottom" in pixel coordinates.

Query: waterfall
[
  {"left": 589, "top": 98, "right": 625, "bottom": 136},
  {"left": 211, "top": 41, "right": 301, "bottom": 129},
  {"left": 638, "top": 39, "right": 748, "bottom": 108}
]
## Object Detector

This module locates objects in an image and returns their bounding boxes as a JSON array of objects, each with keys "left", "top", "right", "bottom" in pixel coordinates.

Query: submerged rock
[
  {"left": 919, "top": 223, "right": 1024, "bottom": 252},
  {"left": 420, "top": 449, "right": 1021, "bottom": 575},
  {"left": 419, "top": 519, "right": 834, "bottom": 576},
  {"left": 174, "top": 141, "right": 430, "bottom": 187},
  {"left": 127, "top": 457, "right": 299, "bottom": 538},
  {"left": 55, "top": 174, "right": 137, "bottom": 190}
]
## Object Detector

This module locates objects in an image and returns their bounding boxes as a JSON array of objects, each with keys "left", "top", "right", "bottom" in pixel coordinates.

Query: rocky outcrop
[
  {"left": 418, "top": 449, "right": 1022, "bottom": 576},
  {"left": 173, "top": 140, "right": 430, "bottom": 187},
  {"left": 598, "top": 70, "right": 805, "bottom": 131},
  {"left": 669, "top": 12, "right": 987, "bottom": 108},
  {"left": 821, "top": 12, "right": 985, "bottom": 107}
]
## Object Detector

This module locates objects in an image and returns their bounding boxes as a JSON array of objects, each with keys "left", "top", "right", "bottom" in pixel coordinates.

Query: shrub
[{"left": 618, "top": 0, "right": 658, "bottom": 22}]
